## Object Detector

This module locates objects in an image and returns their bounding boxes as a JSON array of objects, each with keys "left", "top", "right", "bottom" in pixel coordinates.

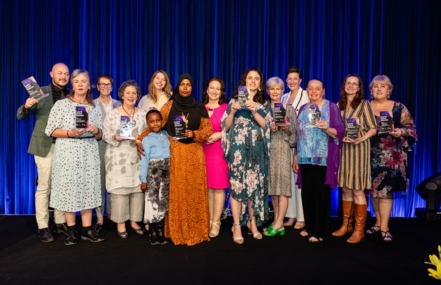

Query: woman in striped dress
[{"left": 332, "top": 74, "right": 376, "bottom": 243}]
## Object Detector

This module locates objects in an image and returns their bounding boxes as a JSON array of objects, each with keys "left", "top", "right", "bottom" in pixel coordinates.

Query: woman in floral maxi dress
[
  {"left": 368, "top": 75, "right": 417, "bottom": 242},
  {"left": 222, "top": 68, "right": 273, "bottom": 244}
]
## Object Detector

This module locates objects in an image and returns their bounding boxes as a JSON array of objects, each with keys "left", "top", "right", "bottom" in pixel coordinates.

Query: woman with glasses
[
  {"left": 138, "top": 70, "right": 172, "bottom": 111},
  {"left": 332, "top": 74, "right": 376, "bottom": 243},
  {"left": 93, "top": 74, "right": 121, "bottom": 232}
]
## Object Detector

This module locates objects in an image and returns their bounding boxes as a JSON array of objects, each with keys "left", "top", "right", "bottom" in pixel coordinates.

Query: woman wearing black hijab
[{"left": 138, "top": 74, "right": 213, "bottom": 246}]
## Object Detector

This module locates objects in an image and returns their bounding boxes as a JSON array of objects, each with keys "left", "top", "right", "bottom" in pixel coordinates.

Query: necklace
[
  {"left": 182, "top": 112, "right": 190, "bottom": 128},
  {"left": 206, "top": 102, "right": 219, "bottom": 112},
  {"left": 122, "top": 105, "right": 137, "bottom": 126}
]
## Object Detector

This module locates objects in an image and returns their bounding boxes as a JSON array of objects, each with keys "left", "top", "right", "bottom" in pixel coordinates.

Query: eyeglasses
[
  {"left": 345, "top": 82, "right": 359, "bottom": 87},
  {"left": 98, "top": 83, "right": 112, "bottom": 87}
]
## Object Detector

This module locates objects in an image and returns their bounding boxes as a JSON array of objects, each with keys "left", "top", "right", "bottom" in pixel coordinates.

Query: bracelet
[
  {"left": 135, "top": 139, "right": 142, "bottom": 144},
  {"left": 67, "top": 130, "right": 71, "bottom": 138}
]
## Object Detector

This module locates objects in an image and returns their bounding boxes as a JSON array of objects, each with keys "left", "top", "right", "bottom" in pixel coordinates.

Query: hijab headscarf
[{"left": 166, "top": 73, "right": 209, "bottom": 143}]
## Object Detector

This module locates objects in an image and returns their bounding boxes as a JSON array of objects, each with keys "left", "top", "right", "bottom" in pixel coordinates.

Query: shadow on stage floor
[{"left": 0, "top": 215, "right": 440, "bottom": 285}]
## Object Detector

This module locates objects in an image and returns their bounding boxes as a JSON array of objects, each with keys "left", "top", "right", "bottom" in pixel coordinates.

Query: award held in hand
[
  {"left": 237, "top": 86, "right": 250, "bottom": 108},
  {"left": 274, "top": 103, "right": 289, "bottom": 125},
  {"left": 306, "top": 104, "right": 321, "bottom": 128},
  {"left": 346, "top": 117, "right": 360, "bottom": 139},
  {"left": 75, "top": 106, "right": 89, "bottom": 129},
  {"left": 378, "top": 111, "right": 394, "bottom": 134},
  {"left": 22, "top": 76, "right": 49, "bottom": 101},
  {"left": 120, "top": 116, "right": 135, "bottom": 140},
  {"left": 172, "top": 115, "right": 186, "bottom": 140}
]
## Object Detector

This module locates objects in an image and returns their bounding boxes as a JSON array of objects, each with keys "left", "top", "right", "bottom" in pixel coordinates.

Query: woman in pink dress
[{"left": 202, "top": 77, "right": 230, "bottom": 238}]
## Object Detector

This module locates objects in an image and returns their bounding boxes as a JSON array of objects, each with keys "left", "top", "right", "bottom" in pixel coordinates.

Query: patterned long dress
[
  {"left": 221, "top": 99, "right": 273, "bottom": 226},
  {"left": 45, "top": 99, "right": 102, "bottom": 212},
  {"left": 338, "top": 100, "right": 376, "bottom": 190},
  {"left": 370, "top": 101, "right": 417, "bottom": 198},
  {"left": 269, "top": 104, "right": 297, "bottom": 196}
]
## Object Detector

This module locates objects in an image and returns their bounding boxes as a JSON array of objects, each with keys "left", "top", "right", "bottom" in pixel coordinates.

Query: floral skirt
[{"left": 144, "top": 158, "right": 170, "bottom": 223}]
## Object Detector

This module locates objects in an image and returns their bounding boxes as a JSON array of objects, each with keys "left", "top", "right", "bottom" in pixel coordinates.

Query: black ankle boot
[
  {"left": 65, "top": 226, "right": 77, "bottom": 246},
  {"left": 148, "top": 223, "right": 160, "bottom": 246},
  {"left": 81, "top": 226, "right": 105, "bottom": 243},
  {"left": 156, "top": 220, "right": 169, "bottom": 245}
]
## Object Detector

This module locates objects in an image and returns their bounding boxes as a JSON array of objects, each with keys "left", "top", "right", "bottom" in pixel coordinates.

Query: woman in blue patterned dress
[
  {"left": 222, "top": 68, "right": 272, "bottom": 244},
  {"left": 367, "top": 75, "right": 417, "bottom": 242}
]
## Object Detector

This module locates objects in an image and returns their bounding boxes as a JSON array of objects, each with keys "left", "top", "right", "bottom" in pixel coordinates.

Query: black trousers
[{"left": 300, "top": 164, "right": 331, "bottom": 240}]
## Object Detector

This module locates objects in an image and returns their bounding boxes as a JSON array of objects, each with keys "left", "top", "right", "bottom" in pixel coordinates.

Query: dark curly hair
[
  {"left": 203, "top": 77, "right": 227, "bottom": 105},
  {"left": 118, "top": 80, "right": 142, "bottom": 104},
  {"left": 232, "top": 68, "right": 267, "bottom": 104},
  {"left": 146, "top": 108, "right": 162, "bottom": 120},
  {"left": 337, "top": 74, "right": 364, "bottom": 111}
]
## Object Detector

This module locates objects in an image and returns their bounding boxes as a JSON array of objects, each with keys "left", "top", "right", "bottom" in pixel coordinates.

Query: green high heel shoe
[{"left": 263, "top": 225, "right": 285, "bottom": 237}]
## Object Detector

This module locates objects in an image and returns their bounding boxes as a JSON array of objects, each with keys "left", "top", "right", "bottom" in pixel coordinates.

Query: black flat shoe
[
  {"left": 93, "top": 223, "right": 103, "bottom": 233},
  {"left": 155, "top": 222, "right": 169, "bottom": 245},
  {"left": 65, "top": 235, "right": 77, "bottom": 246},
  {"left": 117, "top": 231, "right": 128, "bottom": 239},
  {"left": 38, "top": 228, "right": 54, "bottom": 242},
  {"left": 81, "top": 230, "right": 104, "bottom": 243},
  {"left": 130, "top": 225, "right": 144, "bottom": 236},
  {"left": 148, "top": 223, "right": 160, "bottom": 245},
  {"left": 55, "top": 223, "right": 68, "bottom": 235}
]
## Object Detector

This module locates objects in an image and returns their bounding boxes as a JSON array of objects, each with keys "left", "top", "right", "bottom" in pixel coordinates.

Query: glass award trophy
[
  {"left": 22, "top": 76, "right": 49, "bottom": 101},
  {"left": 346, "top": 117, "right": 360, "bottom": 139},
  {"left": 172, "top": 115, "right": 187, "bottom": 140},
  {"left": 75, "top": 106, "right": 89, "bottom": 129},
  {"left": 378, "top": 111, "right": 394, "bottom": 134},
  {"left": 274, "top": 103, "right": 289, "bottom": 125},
  {"left": 237, "top": 86, "right": 250, "bottom": 108},
  {"left": 306, "top": 104, "right": 321, "bottom": 128},
  {"left": 120, "top": 115, "right": 135, "bottom": 140}
]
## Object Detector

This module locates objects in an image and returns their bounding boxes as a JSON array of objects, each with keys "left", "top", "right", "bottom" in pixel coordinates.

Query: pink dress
[{"left": 203, "top": 103, "right": 230, "bottom": 189}]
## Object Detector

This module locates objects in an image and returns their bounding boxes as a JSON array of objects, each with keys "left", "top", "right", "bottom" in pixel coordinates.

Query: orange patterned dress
[{"left": 139, "top": 100, "right": 212, "bottom": 245}]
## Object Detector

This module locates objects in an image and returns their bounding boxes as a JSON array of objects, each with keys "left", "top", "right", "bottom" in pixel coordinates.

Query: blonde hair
[
  {"left": 369, "top": 75, "right": 394, "bottom": 96},
  {"left": 148, "top": 70, "right": 172, "bottom": 103},
  {"left": 266, "top": 76, "right": 285, "bottom": 91}
]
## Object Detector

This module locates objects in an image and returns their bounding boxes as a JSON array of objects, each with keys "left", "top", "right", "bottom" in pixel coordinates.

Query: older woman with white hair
[{"left": 263, "top": 77, "right": 296, "bottom": 237}]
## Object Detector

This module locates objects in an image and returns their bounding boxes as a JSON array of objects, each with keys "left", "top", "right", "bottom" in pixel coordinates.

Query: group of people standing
[{"left": 17, "top": 62, "right": 417, "bottom": 247}]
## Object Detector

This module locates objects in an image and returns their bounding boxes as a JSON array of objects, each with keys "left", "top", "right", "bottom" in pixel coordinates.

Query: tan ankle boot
[
  {"left": 332, "top": 200, "right": 354, "bottom": 237},
  {"left": 347, "top": 203, "right": 367, "bottom": 243}
]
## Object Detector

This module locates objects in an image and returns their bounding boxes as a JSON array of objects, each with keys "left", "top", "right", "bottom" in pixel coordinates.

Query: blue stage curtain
[{"left": 1, "top": 0, "right": 440, "bottom": 217}]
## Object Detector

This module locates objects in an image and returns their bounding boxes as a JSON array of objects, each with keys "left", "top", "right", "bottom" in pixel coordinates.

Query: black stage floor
[{"left": 0, "top": 215, "right": 440, "bottom": 284}]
